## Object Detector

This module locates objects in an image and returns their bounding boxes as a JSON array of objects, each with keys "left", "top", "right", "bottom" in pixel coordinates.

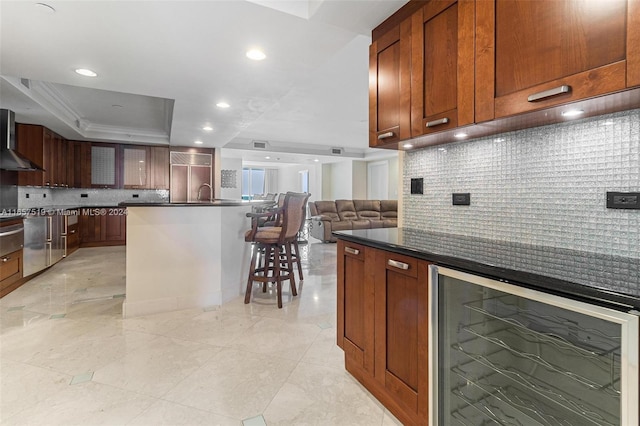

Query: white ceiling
[{"left": 0, "top": 0, "right": 406, "bottom": 163}]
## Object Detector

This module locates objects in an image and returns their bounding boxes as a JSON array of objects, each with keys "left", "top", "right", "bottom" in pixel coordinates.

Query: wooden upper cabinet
[
  {"left": 476, "top": 0, "right": 639, "bottom": 122},
  {"left": 369, "top": 17, "right": 412, "bottom": 147},
  {"left": 122, "top": 146, "right": 149, "bottom": 189},
  {"left": 90, "top": 143, "right": 120, "bottom": 188},
  {"left": 149, "top": 146, "right": 170, "bottom": 190},
  {"left": 410, "top": 0, "right": 474, "bottom": 137},
  {"left": 16, "top": 124, "right": 68, "bottom": 187}
]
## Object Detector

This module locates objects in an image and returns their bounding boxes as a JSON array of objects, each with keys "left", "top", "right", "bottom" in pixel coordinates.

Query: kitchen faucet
[{"left": 197, "top": 183, "right": 213, "bottom": 201}]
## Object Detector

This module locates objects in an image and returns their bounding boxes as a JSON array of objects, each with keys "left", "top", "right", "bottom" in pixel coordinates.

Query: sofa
[{"left": 309, "top": 199, "right": 397, "bottom": 242}]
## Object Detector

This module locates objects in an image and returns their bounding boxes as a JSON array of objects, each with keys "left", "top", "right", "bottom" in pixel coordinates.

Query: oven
[{"left": 0, "top": 222, "right": 24, "bottom": 257}]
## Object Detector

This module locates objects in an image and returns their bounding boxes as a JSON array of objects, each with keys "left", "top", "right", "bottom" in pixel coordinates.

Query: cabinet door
[
  {"left": 104, "top": 212, "right": 126, "bottom": 242},
  {"left": 16, "top": 124, "right": 45, "bottom": 187},
  {"left": 122, "top": 146, "right": 149, "bottom": 188},
  {"left": 91, "top": 143, "right": 120, "bottom": 188},
  {"left": 337, "top": 240, "right": 375, "bottom": 374},
  {"left": 79, "top": 213, "right": 102, "bottom": 244},
  {"left": 476, "top": 0, "right": 637, "bottom": 121},
  {"left": 410, "top": 0, "right": 474, "bottom": 137},
  {"left": 70, "top": 142, "right": 92, "bottom": 188},
  {"left": 149, "top": 146, "right": 169, "bottom": 190},
  {"left": 369, "top": 18, "right": 411, "bottom": 147},
  {"left": 374, "top": 249, "right": 429, "bottom": 421}
]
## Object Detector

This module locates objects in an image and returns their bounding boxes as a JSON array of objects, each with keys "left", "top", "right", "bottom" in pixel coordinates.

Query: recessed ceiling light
[
  {"left": 454, "top": 132, "right": 468, "bottom": 138},
  {"left": 265, "top": 156, "right": 271, "bottom": 160},
  {"left": 403, "top": 143, "right": 413, "bottom": 149},
  {"left": 75, "top": 68, "right": 97, "bottom": 77},
  {"left": 202, "top": 126, "right": 213, "bottom": 131},
  {"left": 216, "top": 102, "right": 230, "bottom": 109},
  {"left": 194, "top": 140, "right": 203, "bottom": 145},
  {"left": 246, "top": 49, "right": 266, "bottom": 61},
  {"left": 561, "top": 109, "right": 584, "bottom": 117},
  {"left": 313, "top": 159, "right": 319, "bottom": 162}
]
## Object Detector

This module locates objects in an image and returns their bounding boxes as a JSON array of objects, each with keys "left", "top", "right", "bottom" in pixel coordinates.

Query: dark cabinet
[
  {"left": 410, "top": 0, "right": 474, "bottom": 136},
  {"left": 90, "top": 143, "right": 120, "bottom": 189},
  {"left": 16, "top": 124, "right": 68, "bottom": 187},
  {"left": 337, "top": 240, "right": 429, "bottom": 425},
  {"left": 79, "top": 209, "right": 126, "bottom": 247},
  {"left": 476, "top": 0, "right": 640, "bottom": 121},
  {"left": 122, "top": 145, "right": 169, "bottom": 190},
  {"left": 68, "top": 141, "right": 92, "bottom": 188},
  {"left": 369, "top": 16, "right": 411, "bottom": 147}
]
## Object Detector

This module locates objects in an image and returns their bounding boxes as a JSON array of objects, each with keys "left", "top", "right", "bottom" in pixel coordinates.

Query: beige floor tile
[
  {"left": 0, "top": 359, "right": 71, "bottom": 421},
  {"left": 300, "top": 327, "right": 344, "bottom": 370},
  {"left": 162, "top": 347, "right": 296, "bottom": 420},
  {"left": 92, "top": 335, "right": 221, "bottom": 398},
  {"left": 262, "top": 361, "right": 385, "bottom": 425},
  {"left": 127, "top": 399, "right": 240, "bottom": 426},
  {"left": 2, "top": 381, "right": 155, "bottom": 426}
]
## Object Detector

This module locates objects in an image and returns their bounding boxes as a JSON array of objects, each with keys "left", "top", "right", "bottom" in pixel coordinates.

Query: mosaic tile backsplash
[
  {"left": 18, "top": 187, "right": 169, "bottom": 208},
  {"left": 402, "top": 109, "right": 640, "bottom": 258}
]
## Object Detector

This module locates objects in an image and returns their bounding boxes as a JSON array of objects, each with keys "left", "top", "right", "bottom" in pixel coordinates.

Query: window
[{"left": 242, "top": 168, "right": 265, "bottom": 199}]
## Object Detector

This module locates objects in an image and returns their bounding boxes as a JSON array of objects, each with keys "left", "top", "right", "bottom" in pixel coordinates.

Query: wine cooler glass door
[{"left": 429, "top": 265, "right": 639, "bottom": 426}]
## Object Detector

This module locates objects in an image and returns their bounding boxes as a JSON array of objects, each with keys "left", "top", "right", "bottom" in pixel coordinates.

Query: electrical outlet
[
  {"left": 133, "top": 194, "right": 139, "bottom": 198},
  {"left": 81, "top": 194, "right": 88, "bottom": 198},
  {"left": 411, "top": 178, "right": 424, "bottom": 195},
  {"left": 607, "top": 192, "right": 640, "bottom": 209},
  {"left": 452, "top": 193, "right": 470, "bottom": 205}
]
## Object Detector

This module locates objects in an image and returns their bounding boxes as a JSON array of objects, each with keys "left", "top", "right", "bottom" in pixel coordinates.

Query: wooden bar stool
[{"left": 244, "top": 192, "right": 310, "bottom": 308}]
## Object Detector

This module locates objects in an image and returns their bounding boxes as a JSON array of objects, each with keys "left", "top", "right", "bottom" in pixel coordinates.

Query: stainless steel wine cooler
[{"left": 429, "top": 265, "right": 639, "bottom": 425}]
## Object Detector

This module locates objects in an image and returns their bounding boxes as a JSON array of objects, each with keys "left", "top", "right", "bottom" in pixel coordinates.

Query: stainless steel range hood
[{"left": 0, "top": 109, "right": 44, "bottom": 171}]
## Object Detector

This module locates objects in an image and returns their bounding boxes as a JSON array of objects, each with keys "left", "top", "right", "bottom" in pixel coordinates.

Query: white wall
[
  {"left": 277, "top": 163, "right": 322, "bottom": 202},
  {"left": 352, "top": 160, "right": 367, "bottom": 199},
  {"left": 329, "top": 160, "right": 353, "bottom": 199}
]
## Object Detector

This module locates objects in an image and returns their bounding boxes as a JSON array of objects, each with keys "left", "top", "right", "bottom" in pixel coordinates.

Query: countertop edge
[{"left": 333, "top": 231, "right": 640, "bottom": 312}]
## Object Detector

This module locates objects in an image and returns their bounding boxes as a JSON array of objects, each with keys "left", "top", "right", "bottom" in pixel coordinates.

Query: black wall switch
[
  {"left": 133, "top": 194, "right": 139, "bottom": 198},
  {"left": 411, "top": 178, "right": 424, "bottom": 194},
  {"left": 452, "top": 193, "right": 471, "bottom": 205},
  {"left": 607, "top": 192, "right": 640, "bottom": 209},
  {"left": 81, "top": 193, "right": 88, "bottom": 198}
]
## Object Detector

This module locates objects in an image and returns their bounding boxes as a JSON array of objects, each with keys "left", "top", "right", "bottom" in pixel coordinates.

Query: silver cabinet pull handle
[
  {"left": 527, "top": 85, "right": 571, "bottom": 102},
  {"left": 345, "top": 247, "right": 360, "bottom": 255},
  {"left": 388, "top": 259, "right": 409, "bottom": 270},
  {"left": 426, "top": 117, "right": 449, "bottom": 128},
  {"left": 377, "top": 131, "right": 395, "bottom": 140},
  {"left": 0, "top": 228, "right": 24, "bottom": 237}
]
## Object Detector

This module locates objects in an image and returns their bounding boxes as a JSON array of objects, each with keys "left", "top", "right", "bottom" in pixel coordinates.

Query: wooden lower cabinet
[
  {"left": 79, "top": 209, "right": 126, "bottom": 247},
  {"left": 337, "top": 240, "right": 430, "bottom": 425},
  {"left": 1, "top": 249, "right": 24, "bottom": 297}
]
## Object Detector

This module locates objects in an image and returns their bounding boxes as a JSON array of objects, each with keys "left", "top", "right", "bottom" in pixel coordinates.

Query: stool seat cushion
[{"left": 244, "top": 226, "right": 282, "bottom": 243}]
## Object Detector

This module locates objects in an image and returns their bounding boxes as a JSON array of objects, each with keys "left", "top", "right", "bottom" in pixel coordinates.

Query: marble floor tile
[
  {"left": 92, "top": 335, "right": 221, "bottom": 398},
  {"left": 0, "top": 242, "right": 402, "bottom": 425},
  {"left": 262, "top": 361, "right": 386, "bottom": 425},
  {"left": 162, "top": 347, "right": 296, "bottom": 420},
  {"left": 127, "top": 399, "right": 239, "bottom": 426}
]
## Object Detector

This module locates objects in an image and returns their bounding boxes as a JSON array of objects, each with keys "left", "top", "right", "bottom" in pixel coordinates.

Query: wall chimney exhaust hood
[{"left": 0, "top": 109, "right": 44, "bottom": 171}]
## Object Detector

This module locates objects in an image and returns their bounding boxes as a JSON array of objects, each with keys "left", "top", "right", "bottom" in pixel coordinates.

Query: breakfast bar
[{"left": 120, "top": 200, "right": 271, "bottom": 318}]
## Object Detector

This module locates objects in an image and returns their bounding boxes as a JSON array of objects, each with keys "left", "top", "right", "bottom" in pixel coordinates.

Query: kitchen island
[{"left": 120, "top": 200, "right": 272, "bottom": 318}]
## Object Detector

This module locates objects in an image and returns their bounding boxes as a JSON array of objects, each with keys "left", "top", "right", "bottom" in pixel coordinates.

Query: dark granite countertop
[
  {"left": 334, "top": 228, "right": 640, "bottom": 311},
  {"left": 120, "top": 200, "right": 274, "bottom": 207}
]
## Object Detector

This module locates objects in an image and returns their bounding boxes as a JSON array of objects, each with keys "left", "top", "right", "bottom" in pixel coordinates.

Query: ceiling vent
[
  {"left": 331, "top": 147, "right": 344, "bottom": 156},
  {"left": 252, "top": 140, "right": 268, "bottom": 149}
]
